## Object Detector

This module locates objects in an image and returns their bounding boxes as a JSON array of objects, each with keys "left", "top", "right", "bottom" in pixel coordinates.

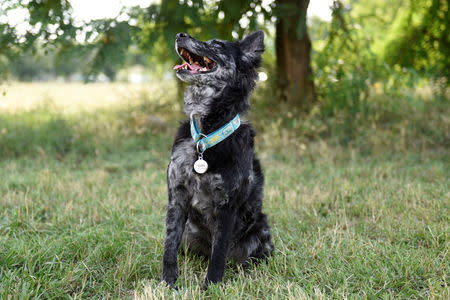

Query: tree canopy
[
  {"left": 382, "top": 0, "right": 449, "bottom": 77},
  {"left": 1, "top": 0, "right": 447, "bottom": 102}
]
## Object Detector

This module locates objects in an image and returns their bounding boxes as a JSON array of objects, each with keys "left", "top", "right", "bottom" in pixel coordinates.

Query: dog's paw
[
  {"left": 202, "top": 276, "right": 221, "bottom": 290},
  {"left": 161, "top": 265, "right": 178, "bottom": 288},
  {"left": 202, "top": 278, "right": 211, "bottom": 290},
  {"left": 161, "top": 280, "right": 176, "bottom": 289}
]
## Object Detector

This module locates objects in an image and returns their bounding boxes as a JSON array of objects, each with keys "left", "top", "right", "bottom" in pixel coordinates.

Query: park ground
[{"left": 0, "top": 82, "right": 448, "bottom": 299}]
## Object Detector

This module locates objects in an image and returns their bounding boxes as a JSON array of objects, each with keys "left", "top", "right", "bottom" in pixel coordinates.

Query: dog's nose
[{"left": 176, "top": 32, "right": 189, "bottom": 40}]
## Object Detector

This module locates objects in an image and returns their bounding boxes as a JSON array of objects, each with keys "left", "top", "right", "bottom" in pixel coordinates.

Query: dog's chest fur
[{"left": 167, "top": 138, "right": 228, "bottom": 227}]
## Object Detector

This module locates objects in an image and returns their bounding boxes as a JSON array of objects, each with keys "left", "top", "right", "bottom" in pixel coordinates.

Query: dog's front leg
[
  {"left": 204, "top": 204, "right": 234, "bottom": 288},
  {"left": 162, "top": 185, "right": 188, "bottom": 288}
]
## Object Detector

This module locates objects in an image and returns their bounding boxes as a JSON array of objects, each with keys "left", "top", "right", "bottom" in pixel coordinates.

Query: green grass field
[{"left": 0, "top": 82, "right": 448, "bottom": 299}]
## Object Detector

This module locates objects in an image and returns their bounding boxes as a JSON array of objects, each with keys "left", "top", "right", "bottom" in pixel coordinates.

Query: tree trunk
[{"left": 276, "top": 0, "right": 316, "bottom": 106}]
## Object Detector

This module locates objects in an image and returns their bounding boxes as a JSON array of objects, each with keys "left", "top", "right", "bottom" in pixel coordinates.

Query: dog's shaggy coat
[{"left": 162, "top": 31, "right": 273, "bottom": 288}]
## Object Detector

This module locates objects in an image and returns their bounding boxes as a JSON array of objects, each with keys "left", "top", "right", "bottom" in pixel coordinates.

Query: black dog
[{"left": 162, "top": 31, "right": 273, "bottom": 288}]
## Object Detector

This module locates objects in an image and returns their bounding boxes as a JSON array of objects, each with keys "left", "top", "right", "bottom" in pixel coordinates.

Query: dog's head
[{"left": 174, "top": 31, "right": 264, "bottom": 87}]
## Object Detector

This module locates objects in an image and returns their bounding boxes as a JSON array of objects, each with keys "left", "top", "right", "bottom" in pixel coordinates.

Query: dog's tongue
[
  {"left": 189, "top": 64, "right": 202, "bottom": 72},
  {"left": 173, "top": 62, "right": 203, "bottom": 74},
  {"left": 173, "top": 62, "right": 189, "bottom": 70}
]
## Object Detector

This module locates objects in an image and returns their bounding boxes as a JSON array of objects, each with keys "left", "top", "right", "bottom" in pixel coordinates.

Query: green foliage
[
  {"left": 0, "top": 1, "right": 137, "bottom": 81},
  {"left": 343, "top": 0, "right": 449, "bottom": 77},
  {"left": 312, "top": 1, "right": 378, "bottom": 116},
  {"left": 2, "top": 0, "right": 272, "bottom": 81},
  {"left": 8, "top": 49, "right": 53, "bottom": 81},
  {"left": 348, "top": 0, "right": 408, "bottom": 54},
  {"left": 308, "top": 0, "right": 449, "bottom": 145},
  {"left": 138, "top": 0, "right": 208, "bottom": 63},
  {"left": 383, "top": 0, "right": 449, "bottom": 76},
  {"left": 0, "top": 0, "right": 76, "bottom": 61},
  {"left": 213, "top": 0, "right": 273, "bottom": 39},
  {"left": 138, "top": 0, "right": 271, "bottom": 65},
  {"left": 86, "top": 20, "right": 138, "bottom": 81}
]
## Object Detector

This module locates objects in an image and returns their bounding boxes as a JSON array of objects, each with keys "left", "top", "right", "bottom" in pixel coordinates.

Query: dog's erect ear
[{"left": 239, "top": 31, "right": 264, "bottom": 63}]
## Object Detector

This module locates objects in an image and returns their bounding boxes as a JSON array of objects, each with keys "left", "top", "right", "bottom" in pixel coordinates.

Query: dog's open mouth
[{"left": 174, "top": 47, "right": 217, "bottom": 74}]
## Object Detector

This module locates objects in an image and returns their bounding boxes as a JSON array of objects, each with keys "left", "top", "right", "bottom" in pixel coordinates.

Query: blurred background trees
[{"left": 0, "top": 0, "right": 448, "bottom": 109}]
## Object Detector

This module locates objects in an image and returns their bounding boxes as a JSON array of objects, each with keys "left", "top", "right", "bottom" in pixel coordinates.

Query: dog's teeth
[
  {"left": 180, "top": 49, "right": 184, "bottom": 55},
  {"left": 200, "top": 67, "right": 207, "bottom": 71},
  {"left": 204, "top": 56, "right": 211, "bottom": 63}
]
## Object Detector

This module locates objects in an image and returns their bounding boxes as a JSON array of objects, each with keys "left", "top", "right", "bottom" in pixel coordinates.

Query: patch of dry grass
[{"left": 0, "top": 81, "right": 177, "bottom": 114}]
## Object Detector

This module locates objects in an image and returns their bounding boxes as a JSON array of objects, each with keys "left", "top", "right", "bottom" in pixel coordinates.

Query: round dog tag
[{"left": 194, "top": 159, "right": 208, "bottom": 174}]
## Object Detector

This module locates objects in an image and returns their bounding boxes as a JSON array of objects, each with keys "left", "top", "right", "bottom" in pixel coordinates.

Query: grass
[{"left": 0, "top": 82, "right": 448, "bottom": 299}]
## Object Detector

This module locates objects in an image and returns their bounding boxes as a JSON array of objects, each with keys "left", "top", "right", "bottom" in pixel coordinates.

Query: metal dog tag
[{"left": 194, "top": 158, "right": 208, "bottom": 174}]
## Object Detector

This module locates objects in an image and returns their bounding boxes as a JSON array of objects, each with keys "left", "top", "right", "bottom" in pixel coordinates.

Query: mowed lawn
[{"left": 0, "top": 83, "right": 448, "bottom": 299}]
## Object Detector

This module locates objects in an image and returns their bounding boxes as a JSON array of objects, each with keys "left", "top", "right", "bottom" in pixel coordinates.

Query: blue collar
[{"left": 190, "top": 113, "right": 241, "bottom": 153}]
